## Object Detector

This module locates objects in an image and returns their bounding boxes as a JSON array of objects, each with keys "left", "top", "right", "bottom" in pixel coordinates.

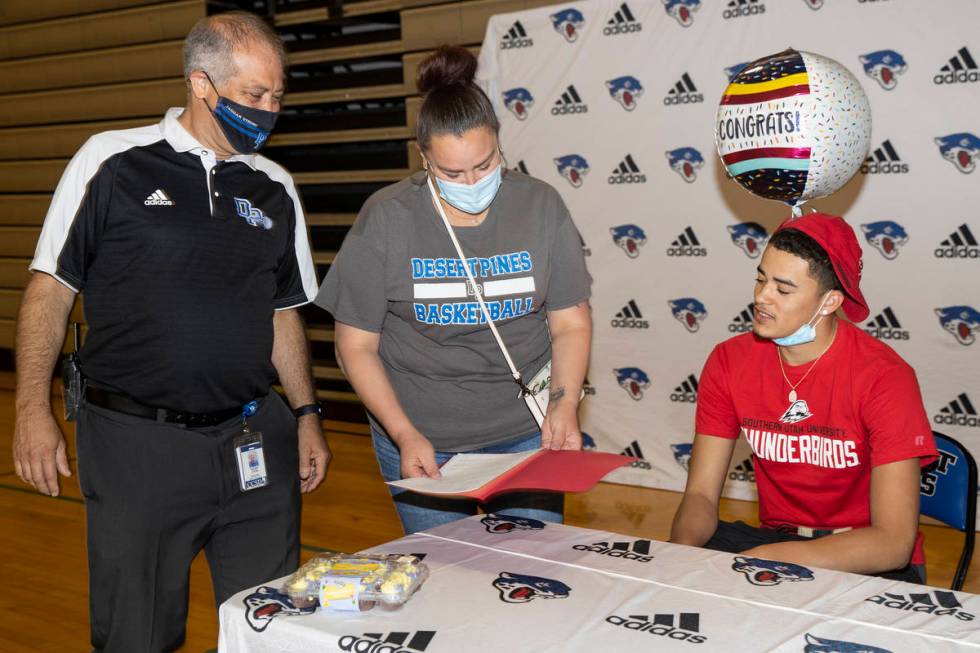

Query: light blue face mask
[
  {"left": 434, "top": 163, "right": 503, "bottom": 215},
  {"left": 772, "top": 293, "right": 830, "bottom": 347}
]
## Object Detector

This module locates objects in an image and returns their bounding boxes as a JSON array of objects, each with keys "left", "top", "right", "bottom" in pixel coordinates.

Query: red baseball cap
[{"left": 773, "top": 212, "right": 870, "bottom": 322}]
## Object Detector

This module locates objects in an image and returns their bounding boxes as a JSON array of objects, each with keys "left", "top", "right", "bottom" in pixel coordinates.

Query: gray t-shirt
[{"left": 316, "top": 169, "right": 592, "bottom": 451}]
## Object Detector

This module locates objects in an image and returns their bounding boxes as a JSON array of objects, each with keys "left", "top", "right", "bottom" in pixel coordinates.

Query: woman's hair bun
[{"left": 416, "top": 45, "right": 478, "bottom": 95}]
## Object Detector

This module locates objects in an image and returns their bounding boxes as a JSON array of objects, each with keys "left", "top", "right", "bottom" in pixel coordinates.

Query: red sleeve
[
  {"left": 695, "top": 344, "right": 740, "bottom": 439},
  {"left": 862, "top": 361, "right": 938, "bottom": 468}
]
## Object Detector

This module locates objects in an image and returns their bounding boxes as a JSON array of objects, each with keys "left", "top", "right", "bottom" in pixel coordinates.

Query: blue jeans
[{"left": 372, "top": 427, "right": 565, "bottom": 534}]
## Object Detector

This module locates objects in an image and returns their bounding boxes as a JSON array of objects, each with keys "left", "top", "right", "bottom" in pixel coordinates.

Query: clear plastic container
[{"left": 282, "top": 554, "right": 429, "bottom": 612}]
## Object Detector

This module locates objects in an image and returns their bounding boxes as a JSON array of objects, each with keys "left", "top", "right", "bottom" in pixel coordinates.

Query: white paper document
[{"left": 386, "top": 450, "right": 539, "bottom": 496}]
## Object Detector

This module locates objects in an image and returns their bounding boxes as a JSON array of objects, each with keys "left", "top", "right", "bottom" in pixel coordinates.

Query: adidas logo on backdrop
[
  {"left": 864, "top": 306, "right": 910, "bottom": 341},
  {"left": 500, "top": 20, "right": 533, "bottom": 49},
  {"left": 934, "top": 46, "right": 980, "bottom": 85},
  {"left": 936, "top": 223, "right": 980, "bottom": 258},
  {"left": 339, "top": 630, "right": 436, "bottom": 652},
  {"left": 144, "top": 189, "right": 174, "bottom": 206},
  {"left": 729, "top": 458, "right": 755, "bottom": 483},
  {"left": 670, "top": 374, "right": 698, "bottom": 403},
  {"left": 606, "top": 613, "right": 706, "bottom": 644},
  {"left": 934, "top": 393, "right": 979, "bottom": 428},
  {"left": 622, "top": 440, "right": 652, "bottom": 470},
  {"left": 866, "top": 590, "right": 974, "bottom": 621},
  {"left": 860, "top": 139, "right": 909, "bottom": 174},
  {"left": 609, "top": 154, "right": 647, "bottom": 184},
  {"left": 573, "top": 539, "right": 654, "bottom": 562},
  {"left": 552, "top": 85, "right": 589, "bottom": 115},
  {"left": 728, "top": 304, "right": 754, "bottom": 333},
  {"left": 723, "top": 0, "right": 765, "bottom": 19},
  {"left": 667, "top": 227, "right": 707, "bottom": 256},
  {"left": 664, "top": 73, "right": 703, "bottom": 105},
  {"left": 611, "top": 299, "right": 650, "bottom": 329},
  {"left": 604, "top": 2, "right": 642, "bottom": 34}
]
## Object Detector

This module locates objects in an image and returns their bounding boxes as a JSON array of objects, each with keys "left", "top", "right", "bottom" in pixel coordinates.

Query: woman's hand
[
  {"left": 395, "top": 430, "right": 442, "bottom": 479},
  {"left": 541, "top": 393, "right": 582, "bottom": 450}
]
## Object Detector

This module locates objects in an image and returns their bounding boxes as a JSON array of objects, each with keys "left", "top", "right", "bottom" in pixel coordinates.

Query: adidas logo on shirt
[
  {"left": 573, "top": 539, "right": 654, "bottom": 562},
  {"left": 728, "top": 303, "right": 754, "bottom": 333},
  {"left": 609, "top": 154, "right": 647, "bottom": 184},
  {"left": 934, "top": 46, "right": 979, "bottom": 85},
  {"left": 604, "top": 2, "right": 642, "bottom": 35},
  {"left": 724, "top": 0, "right": 765, "bottom": 19},
  {"left": 670, "top": 374, "right": 699, "bottom": 403},
  {"left": 622, "top": 440, "right": 652, "bottom": 470},
  {"left": 865, "top": 591, "right": 974, "bottom": 621},
  {"left": 552, "top": 85, "right": 589, "bottom": 115},
  {"left": 935, "top": 223, "right": 980, "bottom": 259},
  {"left": 667, "top": 227, "right": 707, "bottom": 256},
  {"left": 339, "top": 630, "right": 437, "bottom": 652},
  {"left": 500, "top": 20, "right": 533, "bottom": 49},
  {"left": 863, "top": 306, "right": 909, "bottom": 341},
  {"left": 606, "top": 613, "right": 706, "bottom": 644},
  {"left": 934, "top": 392, "right": 979, "bottom": 428},
  {"left": 611, "top": 299, "right": 650, "bottom": 329},
  {"left": 664, "top": 73, "right": 703, "bottom": 105},
  {"left": 144, "top": 189, "right": 174, "bottom": 206},
  {"left": 860, "top": 139, "right": 909, "bottom": 174},
  {"left": 728, "top": 457, "right": 755, "bottom": 483}
]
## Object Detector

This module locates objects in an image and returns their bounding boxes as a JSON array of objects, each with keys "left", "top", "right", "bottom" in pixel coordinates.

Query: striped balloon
[{"left": 715, "top": 49, "right": 871, "bottom": 212}]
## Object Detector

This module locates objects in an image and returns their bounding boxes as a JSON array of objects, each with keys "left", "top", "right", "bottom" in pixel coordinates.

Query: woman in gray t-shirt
[{"left": 315, "top": 46, "right": 592, "bottom": 534}]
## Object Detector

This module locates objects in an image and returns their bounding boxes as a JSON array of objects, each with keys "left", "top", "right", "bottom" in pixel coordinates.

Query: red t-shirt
[{"left": 696, "top": 320, "right": 937, "bottom": 560}]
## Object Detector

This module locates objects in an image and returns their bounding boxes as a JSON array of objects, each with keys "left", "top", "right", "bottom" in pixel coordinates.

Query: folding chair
[{"left": 920, "top": 431, "right": 977, "bottom": 590}]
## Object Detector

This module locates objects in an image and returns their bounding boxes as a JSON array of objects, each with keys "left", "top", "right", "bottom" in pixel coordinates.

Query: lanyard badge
[{"left": 234, "top": 400, "right": 268, "bottom": 492}]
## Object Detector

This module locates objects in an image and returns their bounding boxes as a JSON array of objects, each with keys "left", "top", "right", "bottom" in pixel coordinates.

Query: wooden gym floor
[{"left": 1, "top": 387, "right": 977, "bottom": 652}]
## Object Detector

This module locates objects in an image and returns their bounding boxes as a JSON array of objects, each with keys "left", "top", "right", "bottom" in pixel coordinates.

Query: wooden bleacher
[{"left": 0, "top": 0, "right": 564, "bottom": 424}]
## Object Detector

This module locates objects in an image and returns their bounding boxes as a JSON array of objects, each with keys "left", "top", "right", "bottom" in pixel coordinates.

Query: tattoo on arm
[{"left": 549, "top": 386, "right": 566, "bottom": 403}]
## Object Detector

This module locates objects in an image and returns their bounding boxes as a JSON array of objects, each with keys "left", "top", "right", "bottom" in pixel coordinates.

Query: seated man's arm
[
  {"left": 670, "top": 434, "right": 737, "bottom": 546},
  {"left": 740, "top": 458, "right": 921, "bottom": 573}
]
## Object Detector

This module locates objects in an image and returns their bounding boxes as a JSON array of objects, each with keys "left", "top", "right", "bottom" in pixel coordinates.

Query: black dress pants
[{"left": 76, "top": 391, "right": 300, "bottom": 653}]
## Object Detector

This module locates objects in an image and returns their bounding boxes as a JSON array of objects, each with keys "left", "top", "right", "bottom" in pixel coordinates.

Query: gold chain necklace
[{"left": 776, "top": 322, "right": 837, "bottom": 403}]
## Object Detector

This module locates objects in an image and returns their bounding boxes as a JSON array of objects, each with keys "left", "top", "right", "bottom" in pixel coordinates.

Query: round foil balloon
[{"left": 715, "top": 49, "right": 871, "bottom": 213}]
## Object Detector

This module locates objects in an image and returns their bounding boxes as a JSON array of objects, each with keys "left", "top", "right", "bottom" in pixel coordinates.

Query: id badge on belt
[{"left": 234, "top": 400, "right": 269, "bottom": 492}]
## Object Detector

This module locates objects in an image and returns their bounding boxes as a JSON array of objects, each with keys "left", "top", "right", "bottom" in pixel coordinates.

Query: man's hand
[
  {"left": 395, "top": 430, "right": 441, "bottom": 479},
  {"left": 540, "top": 392, "right": 582, "bottom": 451},
  {"left": 297, "top": 415, "right": 330, "bottom": 493},
  {"left": 13, "top": 409, "right": 72, "bottom": 496}
]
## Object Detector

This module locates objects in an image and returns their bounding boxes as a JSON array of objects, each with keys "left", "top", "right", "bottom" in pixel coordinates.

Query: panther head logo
[
  {"left": 671, "top": 443, "right": 693, "bottom": 470},
  {"left": 935, "top": 305, "right": 980, "bottom": 345},
  {"left": 665, "top": 147, "right": 705, "bottom": 183},
  {"left": 550, "top": 8, "right": 585, "bottom": 42},
  {"left": 663, "top": 0, "right": 700, "bottom": 27},
  {"left": 803, "top": 633, "right": 892, "bottom": 653},
  {"left": 554, "top": 154, "right": 590, "bottom": 188},
  {"left": 935, "top": 133, "right": 980, "bottom": 174},
  {"left": 609, "top": 224, "right": 647, "bottom": 258},
  {"left": 606, "top": 75, "right": 644, "bottom": 111},
  {"left": 668, "top": 297, "right": 708, "bottom": 333},
  {"left": 860, "top": 221, "right": 908, "bottom": 260},
  {"left": 614, "top": 367, "right": 651, "bottom": 400},
  {"left": 779, "top": 399, "right": 814, "bottom": 424},
  {"left": 502, "top": 87, "right": 534, "bottom": 120},
  {"left": 732, "top": 556, "right": 815, "bottom": 586},
  {"left": 859, "top": 50, "right": 908, "bottom": 90},
  {"left": 243, "top": 586, "right": 316, "bottom": 632},
  {"left": 481, "top": 513, "right": 547, "bottom": 534},
  {"left": 728, "top": 222, "right": 769, "bottom": 258},
  {"left": 493, "top": 572, "right": 571, "bottom": 603},
  {"left": 581, "top": 432, "right": 598, "bottom": 450}
]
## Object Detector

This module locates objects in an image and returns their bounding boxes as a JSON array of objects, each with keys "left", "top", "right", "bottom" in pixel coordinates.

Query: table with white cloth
[{"left": 219, "top": 515, "right": 980, "bottom": 652}]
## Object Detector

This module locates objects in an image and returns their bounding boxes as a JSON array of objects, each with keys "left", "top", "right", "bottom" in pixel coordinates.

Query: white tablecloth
[{"left": 219, "top": 515, "right": 980, "bottom": 652}]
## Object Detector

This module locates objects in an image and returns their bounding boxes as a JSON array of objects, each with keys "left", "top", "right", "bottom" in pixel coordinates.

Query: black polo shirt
[{"left": 32, "top": 108, "right": 318, "bottom": 413}]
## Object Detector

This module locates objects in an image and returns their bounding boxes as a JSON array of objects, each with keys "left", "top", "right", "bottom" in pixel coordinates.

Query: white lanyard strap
[{"left": 425, "top": 176, "right": 529, "bottom": 394}]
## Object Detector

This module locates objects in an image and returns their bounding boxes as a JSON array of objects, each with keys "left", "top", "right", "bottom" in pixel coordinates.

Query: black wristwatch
[{"left": 292, "top": 403, "right": 323, "bottom": 420}]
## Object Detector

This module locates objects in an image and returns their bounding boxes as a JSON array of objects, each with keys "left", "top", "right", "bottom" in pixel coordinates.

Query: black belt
[{"left": 85, "top": 386, "right": 245, "bottom": 427}]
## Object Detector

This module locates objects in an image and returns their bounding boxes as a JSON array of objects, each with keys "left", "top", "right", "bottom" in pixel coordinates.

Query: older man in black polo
[{"left": 12, "top": 11, "right": 329, "bottom": 651}]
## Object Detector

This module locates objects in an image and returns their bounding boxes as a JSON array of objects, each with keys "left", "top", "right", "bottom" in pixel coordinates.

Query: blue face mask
[
  {"left": 772, "top": 293, "right": 830, "bottom": 346},
  {"left": 205, "top": 73, "right": 277, "bottom": 154},
  {"left": 434, "top": 163, "right": 503, "bottom": 215}
]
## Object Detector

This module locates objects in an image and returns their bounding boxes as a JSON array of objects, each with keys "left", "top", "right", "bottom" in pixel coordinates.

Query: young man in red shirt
[{"left": 670, "top": 213, "right": 937, "bottom": 582}]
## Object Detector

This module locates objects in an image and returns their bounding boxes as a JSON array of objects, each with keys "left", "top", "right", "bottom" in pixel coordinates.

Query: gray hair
[{"left": 183, "top": 11, "right": 287, "bottom": 85}]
